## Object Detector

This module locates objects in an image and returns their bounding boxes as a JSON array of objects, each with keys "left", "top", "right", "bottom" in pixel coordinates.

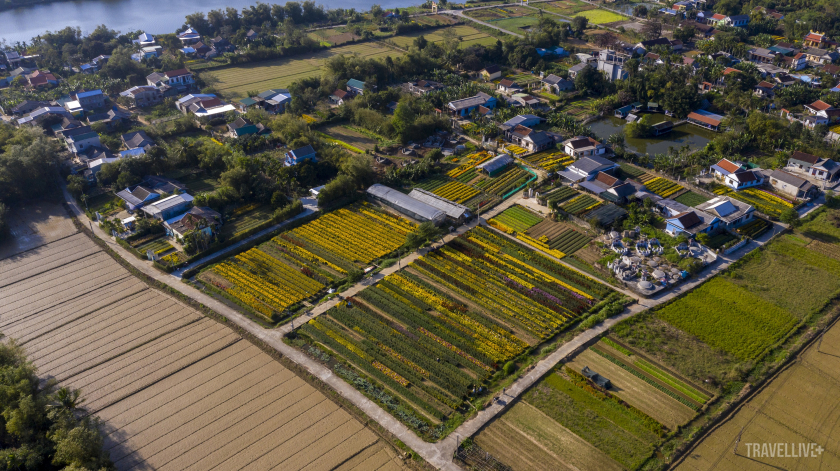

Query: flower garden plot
[
  {"left": 728, "top": 188, "right": 793, "bottom": 218},
  {"left": 433, "top": 181, "right": 480, "bottom": 204},
  {"left": 706, "top": 232, "right": 738, "bottom": 249},
  {"left": 479, "top": 166, "right": 533, "bottom": 197},
  {"left": 448, "top": 151, "right": 492, "bottom": 178},
  {"left": 674, "top": 191, "right": 710, "bottom": 207},
  {"left": 295, "top": 226, "right": 613, "bottom": 439},
  {"left": 561, "top": 194, "right": 601, "bottom": 216},
  {"left": 522, "top": 151, "right": 574, "bottom": 170},
  {"left": 489, "top": 205, "right": 543, "bottom": 233},
  {"left": 544, "top": 186, "right": 580, "bottom": 206},
  {"left": 520, "top": 220, "right": 592, "bottom": 258},
  {"left": 220, "top": 205, "right": 274, "bottom": 238},
  {"left": 643, "top": 177, "right": 684, "bottom": 198},
  {"left": 655, "top": 277, "right": 798, "bottom": 360},
  {"left": 736, "top": 217, "right": 770, "bottom": 238},
  {"left": 413, "top": 176, "right": 449, "bottom": 192},
  {"left": 137, "top": 239, "right": 173, "bottom": 256},
  {"left": 617, "top": 163, "right": 645, "bottom": 179},
  {"left": 505, "top": 144, "right": 527, "bottom": 156}
]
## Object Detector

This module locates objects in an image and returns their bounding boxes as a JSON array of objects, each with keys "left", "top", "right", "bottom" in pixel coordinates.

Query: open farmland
[
  {"left": 676, "top": 316, "right": 840, "bottom": 471},
  {"left": 477, "top": 367, "right": 665, "bottom": 470},
  {"left": 294, "top": 226, "right": 614, "bottom": 440},
  {"left": 572, "top": 9, "right": 627, "bottom": 24},
  {"left": 321, "top": 124, "right": 378, "bottom": 151},
  {"left": 208, "top": 43, "right": 400, "bottom": 98},
  {"left": 202, "top": 204, "right": 415, "bottom": 321},
  {"left": 390, "top": 24, "right": 496, "bottom": 48},
  {"left": 0, "top": 213, "right": 405, "bottom": 471}
]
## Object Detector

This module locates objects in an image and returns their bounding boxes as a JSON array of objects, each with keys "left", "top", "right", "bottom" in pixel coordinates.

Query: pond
[{"left": 589, "top": 113, "right": 718, "bottom": 155}]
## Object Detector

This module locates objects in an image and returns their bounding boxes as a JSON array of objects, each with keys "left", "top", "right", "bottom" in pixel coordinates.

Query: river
[{"left": 0, "top": 0, "right": 416, "bottom": 44}]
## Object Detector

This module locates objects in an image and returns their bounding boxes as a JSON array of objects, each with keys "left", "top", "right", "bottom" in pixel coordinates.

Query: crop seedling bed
[
  {"left": 561, "top": 194, "right": 601, "bottom": 216},
  {"left": 544, "top": 186, "right": 579, "bottom": 206},
  {"left": 489, "top": 205, "right": 543, "bottom": 233},
  {"left": 674, "top": 191, "right": 709, "bottom": 207}
]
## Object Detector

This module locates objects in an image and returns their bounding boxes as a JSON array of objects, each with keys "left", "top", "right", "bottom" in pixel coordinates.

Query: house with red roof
[{"left": 709, "top": 158, "right": 765, "bottom": 190}]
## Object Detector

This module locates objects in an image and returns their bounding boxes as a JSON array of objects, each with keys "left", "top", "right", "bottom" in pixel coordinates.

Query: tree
[
  {"left": 574, "top": 65, "right": 607, "bottom": 96},
  {"left": 696, "top": 232, "right": 711, "bottom": 246},
  {"left": 673, "top": 25, "right": 696, "bottom": 43},
  {"left": 391, "top": 101, "right": 416, "bottom": 142},
  {"left": 633, "top": 5, "right": 648, "bottom": 17},
  {"left": 780, "top": 207, "right": 801, "bottom": 227},
  {"left": 594, "top": 31, "right": 618, "bottom": 49},
  {"left": 571, "top": 16, "right": 588, "bottom": 36},
  {"left": 414, "top": 35, "right": 428, "bottom": 50},
  {"left": 642, "top": 20, "right": 662, "bottom": 40}
]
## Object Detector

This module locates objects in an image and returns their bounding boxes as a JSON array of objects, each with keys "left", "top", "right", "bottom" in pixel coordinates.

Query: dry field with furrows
[
  {"left": 0, "top": 203, "right": 405, "bottom": 471},
  {"left": 676, "top": 317, "right": 840, "bottom": 471}
]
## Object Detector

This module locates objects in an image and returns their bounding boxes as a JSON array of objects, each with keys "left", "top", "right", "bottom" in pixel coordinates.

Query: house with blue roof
[
  {"left": 75, "top": 90, "right": 105, "bottom": 109},
  {"left": 502, "top": 114, "right": 544, "bottom": 128},
  {"left": 285, "top": 145, "right": 317, "bottom": 167},
  {"left": 347, "top": 79, "right": 370, "bottom": 96},
  {"left": 446, "top": 92, "right": 497, "bottom": 117}
]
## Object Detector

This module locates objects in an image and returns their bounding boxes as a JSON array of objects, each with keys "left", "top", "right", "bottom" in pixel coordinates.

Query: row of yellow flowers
[
  {"left": 448, "top": 151, "right": 492, "bottom": 178},
  {"left": 433, "top": 181, "right": 480, "bottom": 203}
]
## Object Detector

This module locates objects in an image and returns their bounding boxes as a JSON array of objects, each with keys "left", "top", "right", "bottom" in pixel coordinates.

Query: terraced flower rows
[
  {"left": 561, "top": 194, "right": 601, "bottom": 216},
  {"left": 296, "top": 227, "right": 613, "bottom": 439},
  {"left": 448, "top": 151, "right": 492, "bottom": 178},
  {"left": 475, "top": 166, "right": 533, "bottom": 197},
  {"left": 522, "top": 151, "right": 574, "bottom": 170},
  {"left": 726, "top": 187, "right": 794, "bottom": 218},
  {"left": 488, "top": 205, "right": 543, "bottom": 233},
  {"left": 544, "top": 186, "right": 580, "bottom": 206},
  {"left": 736, "top": 217, "right": 770, "bottom": 238},
  {"left": 433, "top": 181, "right": 480, "bottom": 203},
  {"left": 521, "top": 219, "right": 591, "bottom": 258},
  {"left": 642, "top": 176, "right": 684, "bottom": 198},
  {"left": 205, "top": 205, "right": 415, "bottom": 320}
]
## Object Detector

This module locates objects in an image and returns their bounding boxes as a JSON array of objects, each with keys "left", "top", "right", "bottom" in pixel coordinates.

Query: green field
[
  {"left": 208, "top": 43, "right": 400, "bottom": 98},
  {"left": 490, "top": 205, "right": 543, "bottom": 232},
  {"left": 674, "top": 191, "right": 709, "bottom": 207},
  {"left": 220, "top": 205, "right": 275, "bottom": 238},
  {"left": 390, "top": 24, "right": 497, "bottom": 48},
  {"left": 572, "top": 9, "right": 627, "bottom": 23},
  {"left": 655, "top": 277, "right": 798, "bottom": 360},
  {"left": 320, "top": 124, "right": 378, "bottom": 151},
  {"left": 492, "top": 15, "right": 541, "bottom": 31},
  {"left": 184, "top": 175, "right": 221, "bottom": 195},
  {"left": 540, "top": 0, "right": 598, "bottom": 16}
]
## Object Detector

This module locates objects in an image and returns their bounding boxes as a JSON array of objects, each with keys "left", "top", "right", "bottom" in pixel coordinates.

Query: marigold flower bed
[
  {"left": 489, "top": 205, "right": 543, "bottom": 233},
  {"left": 295, "top": 226, "right": 613, "bottom": 439}
]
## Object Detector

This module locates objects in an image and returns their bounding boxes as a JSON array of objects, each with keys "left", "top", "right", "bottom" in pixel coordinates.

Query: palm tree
[
  {"left": 607, "top": 132, "right": 626, "bottom": 154},
  {"left": 49, "top": 387, "right": 84, "bottom": 414}
]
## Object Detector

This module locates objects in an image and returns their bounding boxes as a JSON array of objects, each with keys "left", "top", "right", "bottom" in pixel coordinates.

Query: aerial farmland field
[
  {"left": 207, "top": 42, "right": 400, "bottom": 98},
  {"left": 293, "top": 226, "right": 616, "bottom": 440},
  {"left": 389, "top": 24, "right": 497, "bottom": 48},
  {"left": 0, "top": 205, "right": 406, "bottom": 471}
]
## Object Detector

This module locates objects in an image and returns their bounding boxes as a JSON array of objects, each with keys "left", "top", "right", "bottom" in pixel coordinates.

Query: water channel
[
  {"left": 0, "top": 0, "right": 415, "bottom": 44},
  {"left": 589, "top": 113, "right": 718, "bottom": 155}
]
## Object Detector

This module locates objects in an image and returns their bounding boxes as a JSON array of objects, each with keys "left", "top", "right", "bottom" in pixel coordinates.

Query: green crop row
[
  {"left": 591, "top": 347, "right": 701, "bottom": 411},
  {"left": 633, "top": 358, "right": 709, "bottom": 404}
]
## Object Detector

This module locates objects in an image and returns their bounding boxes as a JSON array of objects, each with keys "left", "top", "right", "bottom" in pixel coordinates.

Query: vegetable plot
[{"left": 489, "top": 205, "right": 543, "bottom": 233}]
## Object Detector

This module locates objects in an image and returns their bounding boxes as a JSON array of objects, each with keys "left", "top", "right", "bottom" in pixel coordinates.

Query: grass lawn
[
  {"left": 220, "top": 205, "right": 274, "bottom": 238},
  {"left": 799, "top": 209, "right": 840, "bottom": 243},
  {"left": 541, "top": 0, "right": 597, "bottom": 15},
  {"left": 184, "top": 175, "right": 221, "bottom": 195},
  {"left": 86, "top": 193, "right": 121, "bottom": 216},
  {"left": 207, "top": 43, "right": 400, "bottom": 99},
  {"left": 572, "top": 9, "right": 627, "bottom": 23},
  {"left": 492, "top": 16, "right": 541, "bottom": 31}
]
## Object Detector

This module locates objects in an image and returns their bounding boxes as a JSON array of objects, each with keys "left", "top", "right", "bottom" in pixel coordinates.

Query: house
[
  {"left": 246, "top": 29, "right": 259, "bottom": 41},
  {"left": 210, "top": 36, "right": 236, "bottom": 55},
  {"left": 823, "top": 64, "right": 840, "bottom": 78},
  {"left": 562, "top": 136, "right": 608, "bottom": 158},
  {"left": 579, "top": 171, "right": 623, "bottom": 195},
  {"left": 557, "top": 154, "right": 617, "bottom": 182},
  {"left": 479, "top": 65, "right": 502, "bottom": 81},
  {"left": 116, "top": 185, "right": 162, "bottom": 210},
  {"left": 505, "top": 125, "right": 555, "bottom": 152},
  {"left": 651, "top": 121, "right": 674, "bottom": 136},
  {"left": 634, "top": 37, "right": 672, "bottom": 54},
  {"left": 176, "top": 94, "right": 235, "bottom": 117},
  {"left": 710, "top": 158, "right": 764, "bottom": 189},
  {"left": 542, "top": 74, "right": 575, "bottom": 94},
  {"left": 476, "top": 154, "right": 514, "bottom": 177},
  {"left": 446, "top": 92, "right": 496, "bottom": 117},
  {"left": 512, "top": 94, "right": 541, "bottom": 108},
  {"left": 285, "top": 145, "right": 317, "bottom": 166},
  {"left": 62, "top": 126, "right": 100, "bottom": 154},
  {"left": 601, "top": 182, "right": 637, "bottom": 204},
  {"left": 136, "top": 33, "right": 155, "bottom": 46},
  {"left": 788, "top": 151, "right": 840, "bottom": 181},
  {"left": 146, "top": 69, "right": 195, "bottom": 91},
  {"left": 406, "top": 79, "right": 445, "bottom": 95},
  {"left": 497, "top": 79, "right": 522, "bottom": 94},
  {"left": 142, "top": 193, "right": 195, "bottom": 220},
  {"left": 3, "top": 51, "right": 22, "bottom": 67},
  {"left": 330, "top": 89, "right": 351, "bottom": 105},
  {"left": 804, "top": 48, "right": 838, "bottom": 64},
  {"left": 54, "top": 117, "right": 83, "bottom": 134},
  {"left": 74, "top": 90, "right": 105, "bottom": 109},
  {"left": 803, "top": 31, "right": 829, "bottom": 48},
  {"left": 406, "top": 188, "right": 471, "bottom": 223},
  {"left": 177, "top": 27, "right": 201, "bottom": 44},
  {"left": 754, "top": 81, "right": 778, "bottom": 98},
  {"left": 87, "top": 109, "right": 130, "bottom": 131},
  {"left": 26, "top": 70, "right": 58, "bottom": 88},
  {"left": 687, "top": 109, "right": 723, "bottom": 131},
  {"left": 132, "top": 45, "right": 162, "bottom": 62},
  {"left": 165, "top": 206, "right": 222, "bottom": 239},
  {"left": 16, "top": 106, "right": 71, "bottom": 126},
  {"left": 664, "top": 209, "right": 719, "bottom": 237},
  {"left": 239, "top": 89, "right": 292, "bottom": 113},
  {"left": 696, "top": 196, "right": 755, "bottom": 229},
  {"left": 64, "top": 100, "right": 84, "bottom": 117},
  {"left": 805, "top": 100, "right": 833, "bottom": 115},
  {"left": 722, "top": 14, "right": 749, "bottom": 26},
  {"left": 748, "top": 47, "right": 776, "bottom": 63},
  {"left": 568, "top": 62, "right": 592, "bottom": 79},
  {"left": 366, "top": 184, "right": 446, "bottom": 225},
  {"left": 596, "top": 50, "right": 629, "bottom": 81},
  {"left": 10, "top": 100, "right": 50, "bottom": 116},
  {"left": 228, "top": 117, "right": 259, "bottom": 137},
  {"left": 122, "top": 130, "right": 155, "bottom": 151},
  {"left": 768, "top": 170, "right": 819, "bottom": 200},
  {"left": 784, "top": 53, "right": 808, "bottom": 71},
  {"left": 346, "top": 78, "right": 368, "bottom": 95},
  {"left": 502, "top": 114, "right": 544, "bottom": 129},
  {"left": 119, "top": 85, "right": 163, "bottom": 108}
]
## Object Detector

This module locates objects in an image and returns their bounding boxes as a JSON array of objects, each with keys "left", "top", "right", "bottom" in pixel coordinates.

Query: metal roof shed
[
  {"left": 407, "top": 189, "right": 471, "bottom": 221},
  {"left": 476, "top": 154, "right": 513, "bottom": 177},
  {"left": 366, "top": 184, "right": 446, "bottom": 225}
]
